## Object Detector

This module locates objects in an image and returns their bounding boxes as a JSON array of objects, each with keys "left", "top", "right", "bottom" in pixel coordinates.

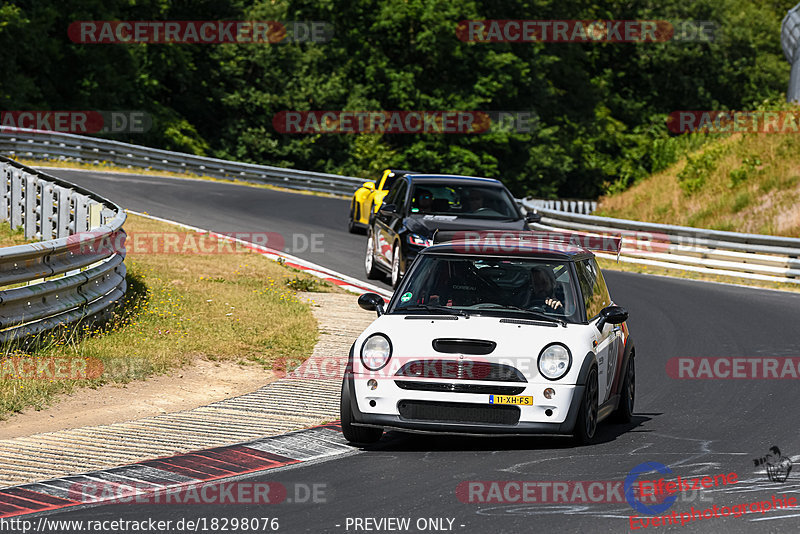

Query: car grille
[
  {"left": 395, "top": 360, "right": 526, "bottom": 382},
  {"left": 394, "top": 381, "right": 526, "bottom": 395},
  {"left": 398, "top": 400, "right": 520, "bottom": 425},
  {"left": 432, "top": 338, "right": 496, "bottom": 355}
]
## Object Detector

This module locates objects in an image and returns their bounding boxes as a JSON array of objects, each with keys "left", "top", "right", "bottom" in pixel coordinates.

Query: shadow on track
[{"left": 350, "top": 414, "right": 659, "bottom": 452}]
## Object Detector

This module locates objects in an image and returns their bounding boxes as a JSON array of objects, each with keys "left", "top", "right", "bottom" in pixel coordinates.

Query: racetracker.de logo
[
  {"left": 668, "top": 111, "right": 800, "bottom": 134},
  {"left": 69, "top": 481, "right": 286, "bottom": 504},
  {"left": 455, "top": 20, "right": 717, "bottom": 43},
  {"left": 68, "top": 21, "right": 333, "bottom": 44},
  {"left": 1, "top": 357, "right": 103, "bottom": 380},
  {"left": 66, "top": 231, "right": 324, "bottom": 255},
  {"left": 666, "top": 357, "right": 800, "bottom": 379},
  {"left": 1, "top": 111, "right": 151, "bottom": 134},
  {"left": 273, "top": 111, "right": 500, "bottom": 134},
  {"left": 458, "top": 480, "right": 645, "bottom": 504}
]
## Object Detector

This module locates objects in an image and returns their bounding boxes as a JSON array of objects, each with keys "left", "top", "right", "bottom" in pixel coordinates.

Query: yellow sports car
[{"left": 348, "top": 169, "right": 417, "bottom": 233}]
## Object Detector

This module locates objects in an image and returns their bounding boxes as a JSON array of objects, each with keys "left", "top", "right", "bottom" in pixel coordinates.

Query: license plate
[{"left": 489, "top": 395, "right": 533, "bottom": 406}]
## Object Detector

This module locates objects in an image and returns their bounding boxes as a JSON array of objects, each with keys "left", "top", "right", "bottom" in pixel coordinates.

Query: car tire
[
  {"left": 611, "top": 356, "right": 635, "bottom": 423},
  {"left": 391, "top": 244, "right": 403, "bottom": 288},
  {"left": 340, "top": 379, "right": 383, "bottom": 444},
  {"left": 348, "top": 202, "right": 358, "bottom": 234},
  {"left": 365, "top": 230, "right": 381, "bottom": 279},
  {"left": 574, "top": 367, "right": 599, "bottom": 445}
]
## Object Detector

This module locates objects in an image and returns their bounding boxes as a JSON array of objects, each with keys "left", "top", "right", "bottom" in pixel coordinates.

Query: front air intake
[
  {"left": 398, "top": 400, "right": 520, "bottom": 425},
  {"left": 395, "top": 360, "right": 526, "bottom": 382},
  {"left": 432, "top": 338, "right": 496, "bottom": 355}
]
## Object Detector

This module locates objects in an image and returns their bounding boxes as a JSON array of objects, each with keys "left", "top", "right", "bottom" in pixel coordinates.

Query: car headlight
[
  {"left": 361, "top": 333, "right": 392, "bottom": 371},
  {"left": 408, "top": 234, "right": 433, "bottom": 247},
  {"left": 538, "top": 343, "right": 572, "bottom": 380}
]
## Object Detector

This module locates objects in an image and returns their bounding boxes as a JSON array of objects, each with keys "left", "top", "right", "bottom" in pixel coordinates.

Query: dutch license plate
[{"left": 489, "top": 395, "right": 533, "bottom": 406}]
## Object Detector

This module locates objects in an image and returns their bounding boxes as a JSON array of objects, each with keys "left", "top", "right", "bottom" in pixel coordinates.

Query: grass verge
[
  {"left": 0, "top": 213, "right": 339, "bottom": 419},
  {"left": 596, "top": 132, "right": 800, "bottom": 236}
]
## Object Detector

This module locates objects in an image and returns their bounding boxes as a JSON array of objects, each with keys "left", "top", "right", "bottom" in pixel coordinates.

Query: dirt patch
[{"left": 0, "top": 358, "right": 275, "bottom": 440}]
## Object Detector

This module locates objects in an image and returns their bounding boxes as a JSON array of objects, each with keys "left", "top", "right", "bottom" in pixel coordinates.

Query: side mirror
[
  {"left": 525, "top": 211, "right": 542, "bottom": 224},
  {"left": 378, "top": 203, "right": 397, "bottom": 216},
  {"left": 358, "top": 292, "right": 385, "bottom": 316},
  {"left": 362, "top": 181, "right": 376, "bottom": 191},
  {"left": 596, "top": 305, "right": 628, "bottom": 331}
]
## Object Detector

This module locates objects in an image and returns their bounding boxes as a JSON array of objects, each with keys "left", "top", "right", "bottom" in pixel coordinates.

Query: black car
[{"left": 364, "top": 174, "right": 540, "bottom": 287}]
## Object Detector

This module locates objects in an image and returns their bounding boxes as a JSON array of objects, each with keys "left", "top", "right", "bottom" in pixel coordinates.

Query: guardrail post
[
  {"left": 24, "top": 174, "right": 38, "bottom": 239},
  {"left": 89, "top": 202, "right": 102, "bottom": 229},
  {"left": 42, "top": 183, "right": 56, "bottom": 241},
  {"left": 10, "top": 169, "right": 22, "bottom": 230},
  {"left": 100, "top": 208, "right": 115, "bottom": 226},
  {"left": 0, "top": 164, "right": 10, "bottom": 222},
  {"left": 75, "top": 195, "right": 89, "bottom": 232},
  {"left": 57, "top": 187, "right": 72, "bottom": 238}
]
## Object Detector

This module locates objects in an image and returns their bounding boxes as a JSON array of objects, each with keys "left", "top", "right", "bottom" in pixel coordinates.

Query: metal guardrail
[
  {"left": 9, "top": 128, "right": 790, "bottom": 285},
  {"left": 523, "top": 201, "right": 800, "bottom": 284},
  {"left": 523, "top": 198, "right": 597, "bottom": 214},
  {"left": 0, "top": 156, "right": 127, "bottom": 342},
  {"left": 0, "top": 129, "right": 603, "bottom": 210},
  {"left": 0, "top": 128, "right": 365, "bottom": 196}
]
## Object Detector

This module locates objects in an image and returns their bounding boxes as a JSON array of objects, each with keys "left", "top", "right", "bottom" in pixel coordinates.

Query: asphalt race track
[
  {"left": 28, "top": 169, "right": 800, "bottom": 533},
  {"left": 44, "top": 169, "right": 382, "bottom": 287}
]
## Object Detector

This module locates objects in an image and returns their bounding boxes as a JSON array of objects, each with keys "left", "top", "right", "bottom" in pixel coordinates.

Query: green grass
[
  {"left": 596, "top": 132, "right": 800, "bottom": 237},
  {"left": 0, "top": 222, "right": 34, "bottom": 248},
  {"left": 0, "top": 213, "right": 335, "bottom": 418}
]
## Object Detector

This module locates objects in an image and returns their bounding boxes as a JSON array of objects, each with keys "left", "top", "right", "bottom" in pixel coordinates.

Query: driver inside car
[
  {"left": 413, "top": 188, "right": 434, "bottom": 213},
  {"left": 466, "top": 189, "right": 486, "bottom": 213},
  {"left": 526, "top": 265, "right": 564, "bottom": 312},
  {"left": 427, "top": 261, "right": 488, "bottom": 307}
]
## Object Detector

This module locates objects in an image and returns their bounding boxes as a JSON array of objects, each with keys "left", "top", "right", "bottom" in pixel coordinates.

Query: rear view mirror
[
  {"left": 378, "top": 204, "right": 397, "bottom": 216},
  {"left": 358, "top": 293, "right": 385, "bottom": 316},
  {"left": 596, "top": 305, "right": 628, "bottom": 331},
  {"left": 525, "top": 211, "right": 542, "bottom": 224},
  {"left": 362, "top": 181, "right": 376, "bottom": 190}
]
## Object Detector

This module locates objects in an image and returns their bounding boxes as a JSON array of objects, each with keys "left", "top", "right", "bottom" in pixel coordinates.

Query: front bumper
[
  {"left": 348, "top": 373, "right": 584, "bottom": 436},
  {"left": 354, "top": 411, "right": 582, "bottom": 436}
]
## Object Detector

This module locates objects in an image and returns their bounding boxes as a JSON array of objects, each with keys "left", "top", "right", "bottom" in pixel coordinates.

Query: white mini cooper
[{"left": 340, "top": 231, "right": 635, "bottom": 445}]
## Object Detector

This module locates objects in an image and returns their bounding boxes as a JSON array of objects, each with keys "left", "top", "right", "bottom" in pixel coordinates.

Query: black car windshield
[
  {"left": 409, "top": 183, "right": 519, "bottom": 219},
  {"left": 383, "top": 173, "right": 399, "bottom": 190},
  {"left": 391, "top": 255, "right": 581, "bottom": 323}
]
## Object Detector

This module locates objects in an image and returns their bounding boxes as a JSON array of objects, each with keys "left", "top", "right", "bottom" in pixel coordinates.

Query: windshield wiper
[
  {"left": 399, "top": 304, "right": 469, "bottom": 317},
  {"left": 469, "top": 304, "right": 566, "bottom": 326}
]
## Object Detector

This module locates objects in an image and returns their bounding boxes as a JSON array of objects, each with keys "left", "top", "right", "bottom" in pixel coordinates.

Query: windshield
[
  {"left": 382, "top": 173, "right": 399, "bottom": 190},
  {"left": 391, "top": 255, "right": 581, "bottom": 323},
  {"left": 409, "top": 184, "right": 519, "bottom": 219}
]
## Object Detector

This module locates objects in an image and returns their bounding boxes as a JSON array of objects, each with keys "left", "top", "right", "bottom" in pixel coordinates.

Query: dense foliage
[{"left": 0, "top": 0, "right": 791, "bottom": 198}]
